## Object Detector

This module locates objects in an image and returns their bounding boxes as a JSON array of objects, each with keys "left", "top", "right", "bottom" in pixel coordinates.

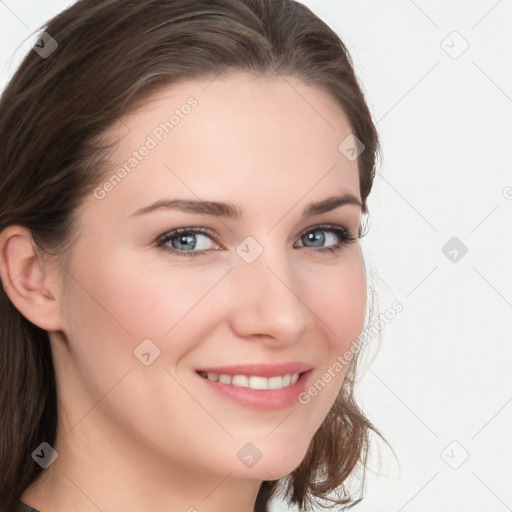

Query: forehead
[{"left": 92, "top": 72, "right": 361, "bottom": 216}]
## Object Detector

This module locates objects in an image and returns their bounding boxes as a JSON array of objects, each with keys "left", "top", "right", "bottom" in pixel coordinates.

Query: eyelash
[{"left": 156, "top": 224, "right": 359, "bottom": 258}]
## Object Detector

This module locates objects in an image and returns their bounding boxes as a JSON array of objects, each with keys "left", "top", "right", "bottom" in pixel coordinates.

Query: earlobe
[{"left": 0, "top": 225, "right": 64, "bottom": 331}]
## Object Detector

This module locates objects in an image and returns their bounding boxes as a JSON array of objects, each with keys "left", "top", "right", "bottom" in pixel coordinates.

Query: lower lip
[{"left": 197, "top": 372, "right": 312, "bottom": 411}]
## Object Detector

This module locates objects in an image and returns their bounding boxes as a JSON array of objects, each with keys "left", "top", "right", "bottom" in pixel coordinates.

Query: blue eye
[
  {"left": 156, "top": 224, "right": 358, "bottom": 258},
  {"left": 295, "top": 225, "right": 358, "bottom": 253},
  {"left": 157, "top": 227, "right": 219, "bottom": 257}
]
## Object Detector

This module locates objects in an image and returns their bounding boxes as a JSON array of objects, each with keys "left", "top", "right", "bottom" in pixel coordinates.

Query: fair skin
[{"left": 0, "top": 72, "right": 367, "bottom": 512}]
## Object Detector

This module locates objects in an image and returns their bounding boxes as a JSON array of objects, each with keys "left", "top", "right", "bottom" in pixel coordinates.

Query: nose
[{"left": 226, "top": 247, "right": 312, "bottom": 347}]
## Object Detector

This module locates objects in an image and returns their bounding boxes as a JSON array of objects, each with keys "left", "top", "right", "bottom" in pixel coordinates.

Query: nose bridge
[{"left": 228, "top": 241, "right": 310, "bottom": 342}]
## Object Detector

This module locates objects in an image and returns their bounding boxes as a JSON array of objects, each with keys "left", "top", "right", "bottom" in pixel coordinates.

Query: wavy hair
[{"left": 0, "top": 0, "right": 385, "bottom": 510}]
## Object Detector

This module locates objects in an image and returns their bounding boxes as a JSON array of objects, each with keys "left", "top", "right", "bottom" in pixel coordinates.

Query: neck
[{"left": 22, "top": 415, "right": 263, "bottom": 512}]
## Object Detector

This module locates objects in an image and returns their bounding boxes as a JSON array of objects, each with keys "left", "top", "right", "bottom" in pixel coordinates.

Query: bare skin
[{"left": 0, "top": 72, "right": 367, "bottom": 512}]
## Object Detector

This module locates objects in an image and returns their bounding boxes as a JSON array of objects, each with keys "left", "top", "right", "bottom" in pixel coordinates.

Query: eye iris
[
  {"left": 304, "top": 230, "right": 325, "bottom": 247},
  {"left": 172, "top": 234, "right": 196, "bottom": 250}
]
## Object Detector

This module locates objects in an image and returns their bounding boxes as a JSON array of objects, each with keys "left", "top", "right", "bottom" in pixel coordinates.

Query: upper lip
[{"left": 196, "top": 362, "right": 313, "bottom": 378}]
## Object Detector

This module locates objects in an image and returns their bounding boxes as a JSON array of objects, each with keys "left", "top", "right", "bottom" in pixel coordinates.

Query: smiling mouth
[{"left": 197, "top": 371, "right": 302, "bottom": 390}]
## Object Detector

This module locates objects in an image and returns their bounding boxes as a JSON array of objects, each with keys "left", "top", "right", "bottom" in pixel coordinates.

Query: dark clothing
[{"left": 0, "top": 503, "right": 41, "bottom": 512}]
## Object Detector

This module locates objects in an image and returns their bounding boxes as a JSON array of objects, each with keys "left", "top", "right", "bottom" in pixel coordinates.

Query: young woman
[{"left": 0, "top": 1, "right": 384, "bottom": 510}]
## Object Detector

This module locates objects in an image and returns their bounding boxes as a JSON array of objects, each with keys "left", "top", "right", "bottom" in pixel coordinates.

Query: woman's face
[{"left": 50, "top": 73, "right": 367, "bottom": 484}]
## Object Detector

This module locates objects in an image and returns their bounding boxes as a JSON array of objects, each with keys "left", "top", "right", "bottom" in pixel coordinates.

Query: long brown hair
[{"left": 0, "top": 0, "right": 384, "bottom": 510}]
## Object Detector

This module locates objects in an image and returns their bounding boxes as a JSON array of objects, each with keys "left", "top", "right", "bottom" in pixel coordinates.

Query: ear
[{"left": 0, "top": 225, "right": 64, "bottom": 332}]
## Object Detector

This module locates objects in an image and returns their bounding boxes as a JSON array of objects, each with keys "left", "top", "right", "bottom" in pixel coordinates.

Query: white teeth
[
  {"left": 268, "top": 376, "right": 283, "bottom": 389},
  {"left": 232, "top": 375, "right": 249, "bottom": 387},
  {"left": 203, "top": 372, "right": 300, "bottom": 390},
  {"left": 218, "top": 374, "right": 232, "bottom": 384},
  {"left": 249, "top": 376, "right": 268, "bottom": 390}
]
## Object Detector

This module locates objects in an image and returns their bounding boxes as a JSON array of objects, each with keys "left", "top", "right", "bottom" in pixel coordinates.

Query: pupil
[
  {"left": 305, "top": 231, "right": 324, "bottom": 247},
  {"left": 173, "top": 234, "right": 196, "bottom": 250}
]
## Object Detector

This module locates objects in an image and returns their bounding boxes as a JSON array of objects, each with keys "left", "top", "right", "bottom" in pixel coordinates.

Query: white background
[{"left": 1, "top": 1, "right": 511, "bottom": 511}]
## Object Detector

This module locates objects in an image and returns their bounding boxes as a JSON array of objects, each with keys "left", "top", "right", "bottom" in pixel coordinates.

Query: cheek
[
  {"left": 61, "top": 246, "right": 232, "bottom": 366},
  {"left": 306, "top": 251, "right": 367, "bottom": 353},
  {"left": 295, "top": 252, "right": 367, "bottom": 419}
]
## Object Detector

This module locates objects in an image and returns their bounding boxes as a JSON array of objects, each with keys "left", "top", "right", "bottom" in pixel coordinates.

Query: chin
[{"left": 229, "top": 436, "right": 312, "bottom": 481}]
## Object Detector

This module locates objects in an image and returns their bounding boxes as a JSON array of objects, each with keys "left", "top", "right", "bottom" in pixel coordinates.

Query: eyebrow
[{"left": 130, "top": 193, "right": 362, "bottom": 219}]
